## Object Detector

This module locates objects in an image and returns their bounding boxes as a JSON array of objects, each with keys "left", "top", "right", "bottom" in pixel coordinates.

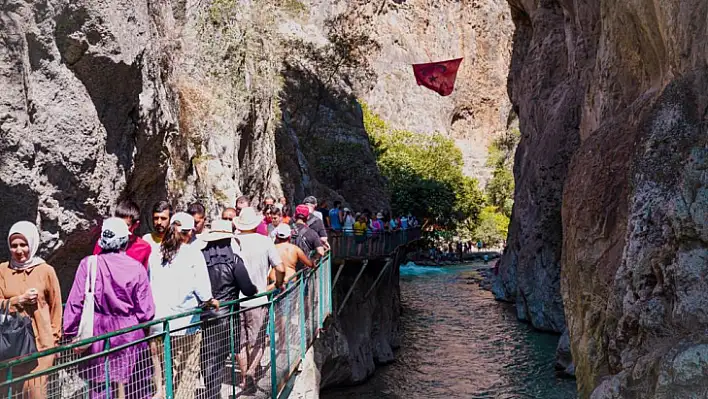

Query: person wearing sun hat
[
  {"left": 234, "top": 207, "right": 285, "bottom": 388},
  {"left": 198, "top": 219, "right": 257, "bottom": 398}
]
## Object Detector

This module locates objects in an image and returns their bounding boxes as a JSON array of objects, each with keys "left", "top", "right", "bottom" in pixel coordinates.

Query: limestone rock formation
[
  {"left": 354, "top": 0, "right": 515, "bottom": 185},
  {"left": 0, "top": 0, "right": 388, "bottom": 289},
  {"left": 0, "top": 0, "right": 179, "bottom": 292},
  {"left": 496, "top": 0, "right": 708, "bottom": 397}
]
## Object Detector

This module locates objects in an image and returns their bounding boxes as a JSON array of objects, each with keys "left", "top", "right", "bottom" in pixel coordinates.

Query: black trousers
[{"left": 199, "top": 317, "right": 236, "bottom": 399}]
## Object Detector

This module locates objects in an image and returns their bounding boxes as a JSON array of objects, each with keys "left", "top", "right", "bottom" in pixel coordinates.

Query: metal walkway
[{"left": 0, "top": 229, "right": 420, "bottom": 399}]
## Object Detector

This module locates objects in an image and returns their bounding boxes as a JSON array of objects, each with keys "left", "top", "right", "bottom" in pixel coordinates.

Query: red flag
[{"left": 412, "top": 58, "right": 464, "bottom": 96}]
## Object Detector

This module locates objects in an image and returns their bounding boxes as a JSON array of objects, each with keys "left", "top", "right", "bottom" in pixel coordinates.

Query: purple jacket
[{"left": 64, "top": 252, "right": 155, "bottom": 385}]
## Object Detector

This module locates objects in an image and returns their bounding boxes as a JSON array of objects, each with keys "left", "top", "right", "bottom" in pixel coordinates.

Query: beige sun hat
[
  {"left": 234, "top": 207, "right": 264, "bottom": 231},
  {"left": 201, "top": 219, "right": 234, "bottom": 242}
]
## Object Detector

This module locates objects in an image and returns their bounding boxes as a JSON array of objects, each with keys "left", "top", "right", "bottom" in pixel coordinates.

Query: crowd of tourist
[{"left": 0, "top": 193, "right": 419, "bottom": 398}]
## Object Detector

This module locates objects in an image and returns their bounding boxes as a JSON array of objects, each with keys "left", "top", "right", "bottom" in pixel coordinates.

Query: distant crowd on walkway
[
  {"left": 1, "top": 193, "right": 408, "bottom": 398},
  {"left": 427, "top": 240, "right": 491, "bottom": 263}
]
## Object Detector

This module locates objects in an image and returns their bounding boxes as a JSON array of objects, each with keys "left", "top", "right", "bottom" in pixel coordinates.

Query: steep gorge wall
[
  {"left": 495, "top": 0, "right": 708, "bottom": 397},
  {"left": 354, "top": 0, "right": 514, "bottom": 184},
  {"left": 0, "top": 0, "right": 385, "bottom": 292}
]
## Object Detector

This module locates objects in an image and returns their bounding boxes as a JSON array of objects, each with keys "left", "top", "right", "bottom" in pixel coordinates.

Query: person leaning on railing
[
  {"left": 63, "top": 217, "right": 156, "bottom": 398},
  {"left": 0, "top": 221, "right": 62, "bottom": 399}
]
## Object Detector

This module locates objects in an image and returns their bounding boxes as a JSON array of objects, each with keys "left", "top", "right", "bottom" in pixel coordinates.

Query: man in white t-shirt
[
  {"left": 234, "top": 207, "right": 285, "bottom": 388},
  {"left": 143, "top": 200, "right": 172, "bottom": 251}
]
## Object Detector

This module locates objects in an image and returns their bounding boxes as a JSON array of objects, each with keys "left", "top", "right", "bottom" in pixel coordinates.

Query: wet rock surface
[{"left": 495, "top": 0, "right": 708, "bottom": 397}]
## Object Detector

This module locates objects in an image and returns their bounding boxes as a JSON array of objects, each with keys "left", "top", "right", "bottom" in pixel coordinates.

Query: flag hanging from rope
[{"left": 412, "top": 58, "right": 464, "bottom": 96}]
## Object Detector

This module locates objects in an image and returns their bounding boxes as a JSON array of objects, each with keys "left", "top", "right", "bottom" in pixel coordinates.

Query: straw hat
[
  {"left": 234, "top": 207, "right": 264, "bottom": 231},
  {"left": 201, "top": 219, "right": 235, "bottom": 242}
]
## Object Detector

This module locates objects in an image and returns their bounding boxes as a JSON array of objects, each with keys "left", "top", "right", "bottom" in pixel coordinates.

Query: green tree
[
  {"left": 474, "top": 206, "right": 510, "bottom": 246},
  {"left": 362, "top": 102, "right": 484, "bottom": 227},
  {"left": 485, "top": 127, "right": 520, "bottom": 217}
]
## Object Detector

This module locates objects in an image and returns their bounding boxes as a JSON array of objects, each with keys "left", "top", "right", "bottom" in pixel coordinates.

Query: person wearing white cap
[
  {"left": 147, "top": 212, "right": 218, "bottom": 399},
  {"left": 268, "top": 224, "right": 313, "bottom": 288},
  {"left": 234, "top": 207, "right": 285, "bottom": 388}
]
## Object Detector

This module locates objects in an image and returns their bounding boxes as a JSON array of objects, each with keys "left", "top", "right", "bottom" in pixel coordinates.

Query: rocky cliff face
[
  {"left": 0, "top": 0, "right": 386, "bottom": 289},
  {"left": 1, "top": 0, "right": 515, "bottom": 290},
  {"left": 314, "top": 249, "right": 406, "bottom": 388},
  {"left": 496, "top": 0, "right": 708, "bottom": 397},
  {"left": 354, "top": 0, "right": 514, "bottom": 184}
]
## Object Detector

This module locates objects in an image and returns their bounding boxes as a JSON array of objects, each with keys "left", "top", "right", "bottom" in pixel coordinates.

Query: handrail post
[
  {"left": 299, "top": 274, "right": 306, "bottom": 361},
  {"left": 103, "top": 339, "right": 111, "bottom": 399},
  {"left": 163, "top": 321, "right": 174, "bottom": 399},
  {"left": 284, "top": 291, "right": 291, "bottom": 375},
  {"left": 6, "top": 363, "right": 12, "bottom": 398},
  {"left": 229, "top": 304, "right": 237, "bottom": 399},
  {"left": 327, "top": 253, "right": 333, "bottom": 315},
  {"left": 318, "top": 258, "right": 324, "bottom": 330},
  {"left": 268, "top": 297, "right": 278, "bottom": 399}
]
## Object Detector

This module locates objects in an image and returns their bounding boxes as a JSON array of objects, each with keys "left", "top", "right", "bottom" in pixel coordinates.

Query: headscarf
[
  {"left": 98, "top": 232, "right": 129, "bottom": 252},
  {"left": 98, "top": 217, "right": 130, "bottom": 252},
  {"left": 7, "top": 221, "right": 45, "bottom": 270}
]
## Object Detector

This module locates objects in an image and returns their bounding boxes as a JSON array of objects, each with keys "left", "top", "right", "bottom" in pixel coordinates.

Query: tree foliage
[
  {"left": 485, "top": 128, "right": 520, "bottom": 217},
  {"left": 362, "top": 102, "right": 485, "bottom": 227},
  {"left": 473, "top": 206, "right": 510, "bottom": 246}
]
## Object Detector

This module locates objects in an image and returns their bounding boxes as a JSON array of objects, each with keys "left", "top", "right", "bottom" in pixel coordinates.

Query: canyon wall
[
  {"left": 1, "top": 0, "right": 515, "bottom": 294},
  {"left": 315, "top": 246, "right": 410, "bottom": 389},
  {"left": 354, "top": 0, "right": 514, "bottom": 184},
  {"left": 496, "top": 0, "right": 708, "bottom": 397},
  {"left": 0, "top": 0, "right": 386, "bottom": 292}
]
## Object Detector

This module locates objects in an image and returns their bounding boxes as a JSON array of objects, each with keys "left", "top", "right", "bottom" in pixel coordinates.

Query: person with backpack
[
  {"left": 293, "top": 205, "right": 325, "bottom": 260},
  {"left": 198, "top": 220, "right": 257, "bottom": 399}
]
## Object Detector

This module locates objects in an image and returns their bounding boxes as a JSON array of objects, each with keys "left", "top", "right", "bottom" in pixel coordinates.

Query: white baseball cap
[
  {"left": 102, "top": 217, "right": 131, "bottom": 238},
  {"left": 275, "top": 224, "right": 292, "bottom": 239},
  {"left": 170, "top": 212, "right": 195, "bottom": 231}
]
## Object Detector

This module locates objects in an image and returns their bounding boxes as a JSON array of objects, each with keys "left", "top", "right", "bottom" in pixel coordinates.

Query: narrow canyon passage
[{"left": 323, "top": 263, "right": 577, "bottom": 398}]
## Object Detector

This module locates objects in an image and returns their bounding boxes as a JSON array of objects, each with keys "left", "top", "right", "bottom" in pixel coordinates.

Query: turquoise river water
[{"left": 322, "top": 263, "right": 577, "bottom": 399}]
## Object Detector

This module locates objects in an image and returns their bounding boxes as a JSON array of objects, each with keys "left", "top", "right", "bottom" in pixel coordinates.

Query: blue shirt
[{"left": 329, "top": 208, "right": 342, "bottom": 230}]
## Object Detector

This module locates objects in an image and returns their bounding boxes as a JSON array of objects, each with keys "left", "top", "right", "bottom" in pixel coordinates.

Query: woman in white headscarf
[{"left": 0, "top": 221, "right": 62, "bottom": 398}]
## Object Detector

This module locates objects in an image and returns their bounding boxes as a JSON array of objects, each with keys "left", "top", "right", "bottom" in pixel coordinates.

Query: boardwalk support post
[
  {"left": 365, "top": 258, "right": 393, "bottom": 299},
  {"left": 331, "top": 262, "right": 345, "bottom": 291},
  {"left": 337, "top": 260, "right": 368, "bottom": 317}
]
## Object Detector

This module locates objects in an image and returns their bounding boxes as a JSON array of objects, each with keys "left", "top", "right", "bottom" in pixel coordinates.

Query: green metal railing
[
  {"left": 0, "top": 252, "right": 333, "bottom": 399},
  {"left": 328, "top": 228, "right": 421, "bottom": 260}
]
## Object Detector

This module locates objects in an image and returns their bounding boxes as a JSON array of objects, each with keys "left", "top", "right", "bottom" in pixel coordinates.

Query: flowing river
[{"left": 322, "top": 263, "right": 577, "bottom": 399}]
